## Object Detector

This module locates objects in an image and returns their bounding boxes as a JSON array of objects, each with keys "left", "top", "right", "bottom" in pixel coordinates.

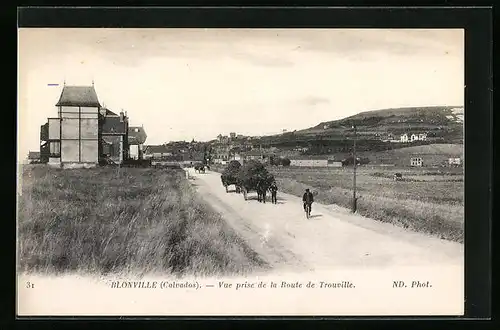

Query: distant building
[
  {"left": 327, "top": 160, "right": 343, "bottom": 167},
  {"left": 128, "top": 126, "right": 148, "bottom": 160},
  {"left": 289, "top": 155, "right": 340, "bottom": 167},
  {"left": 39, "top": 84, "right": 145, "bottom": 168},
  {"left": 100, "top": 108, "right": 129, "bottom": 165},
  {"left": 401, "top": 132, "right": 426, "bottom": 143},
  {"left": 448, "top": 157, "right": 462, "bottom": 166},
  {"left": 143, "top": 145, "right": 174, "bottom": 159},
  {"left": 40, "top": 85, "right": 101, "bottom": 168},
  {"left": 230, "top": 132, "right": 236, "bottom": 139},
  {"left": 243, "top": 149, "right": 266, "bottom": 162},
  {"left": 410, "top": 157, "right": 423, "bottom": 167}
]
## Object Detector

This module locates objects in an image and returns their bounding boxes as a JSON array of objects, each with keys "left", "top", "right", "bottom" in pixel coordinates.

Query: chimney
[{"left": 120, "top": 111, "right": 124, "bottom": 122}]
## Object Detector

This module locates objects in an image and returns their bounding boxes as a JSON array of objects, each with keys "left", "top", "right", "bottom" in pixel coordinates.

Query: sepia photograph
[{"left": 17, "top": 28, "right": 465, "bottom": 316}]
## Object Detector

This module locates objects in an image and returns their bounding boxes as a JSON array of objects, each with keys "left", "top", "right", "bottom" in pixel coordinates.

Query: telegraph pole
[{"left": 352, "top": 124, "right": 357, "bottom": 213}]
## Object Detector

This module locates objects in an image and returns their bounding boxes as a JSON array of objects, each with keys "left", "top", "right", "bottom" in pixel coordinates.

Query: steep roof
[
  {"left": 55, "top": 86, "right": 101, "bottom": 107},
  {"left": 102, "top": 107, "right": 118, "bottom": 116},
  {"left": 144, "top": 145, "right": 171, "bottom": 154},
  {"left": 289, "top": 155, "right": 336, "bottom": 160},
  {"left": 102, "top": 116, "right": 127, "bottom": 135}
]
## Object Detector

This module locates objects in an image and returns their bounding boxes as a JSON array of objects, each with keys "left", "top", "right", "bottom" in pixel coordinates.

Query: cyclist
[{"left": 302, "top": 188, "right": 314, "bottom": 216}]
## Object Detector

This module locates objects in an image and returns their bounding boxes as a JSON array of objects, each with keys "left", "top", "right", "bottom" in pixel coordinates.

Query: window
[
  {"left": 49, "top": 141, "right": 61, "bottom": 156},
  {"left": 135, "top": 128, "right": 139, "bottom": 132}
]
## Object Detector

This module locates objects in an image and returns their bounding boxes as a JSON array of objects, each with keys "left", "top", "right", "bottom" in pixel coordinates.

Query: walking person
[
  {"left": 270, "top": 181, "right": 278, "bottom": 204},
  {"left": 302, "top": 188, "right": 314, "bottom": 218}
]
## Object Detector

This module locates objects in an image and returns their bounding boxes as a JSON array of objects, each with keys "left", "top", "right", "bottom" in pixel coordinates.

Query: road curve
[{"left": 187, "top": 168, "right": 464, "bottom": 273}]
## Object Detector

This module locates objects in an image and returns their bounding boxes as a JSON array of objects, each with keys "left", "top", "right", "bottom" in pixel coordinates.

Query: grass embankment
[{"left": 18, "top": 165, "right": 266, "bottom": 277}]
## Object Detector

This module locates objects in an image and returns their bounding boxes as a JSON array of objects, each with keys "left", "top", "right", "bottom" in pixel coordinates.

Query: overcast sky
[{"left": 18, "top": 28, "right": 464, "bottom": 160}]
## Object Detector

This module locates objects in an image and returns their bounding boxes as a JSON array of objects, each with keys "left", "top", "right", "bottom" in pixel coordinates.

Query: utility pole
[{"left": 352, "top": 124, "right": 357, "bottom": 213}]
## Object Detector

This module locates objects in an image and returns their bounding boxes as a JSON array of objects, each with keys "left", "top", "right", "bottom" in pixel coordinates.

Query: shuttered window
[{"left": 49, "top": 141, "right": 61, "bottom": 156}]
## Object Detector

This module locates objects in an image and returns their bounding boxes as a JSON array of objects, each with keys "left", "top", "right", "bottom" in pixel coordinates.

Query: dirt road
[{"left": 187, "top": 168, "right": 464, "bottom": 273}]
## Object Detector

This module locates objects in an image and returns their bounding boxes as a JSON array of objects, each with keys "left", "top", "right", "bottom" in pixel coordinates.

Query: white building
[
  {"left": 290, "top": 159, "right": 328, "bottom": 167},
  {"left": 410, "top": 157, "right": 423, "bottom": 167},
  {"left": 401, "top": 133, "right": 427, "bottom": 143},
  {"left": 448, "top": 158, "right": 462, "bottom": 166},
  {"left": 289, "top": 157, "right": 342, "bottom": 167}
]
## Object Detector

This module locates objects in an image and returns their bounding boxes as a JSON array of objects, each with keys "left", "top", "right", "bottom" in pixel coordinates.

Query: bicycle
[{"left": 304, "top": 203, "right": 311, "bottom": 219}]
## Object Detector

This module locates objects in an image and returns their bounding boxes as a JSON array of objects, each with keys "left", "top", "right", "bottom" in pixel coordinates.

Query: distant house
[
  {"left": 401, "top": 132, "right": 426, "bottom": 143},
  {"left": 243, "top": 149, "right": 266, "bottom": 162},
  {"left": 100, "top": 108, "right": 129, "bottom": 165},
  {"left": 128, "top": 126, "right": 148, "bottom": 160},
  {"left": 448, "top": 157, "right": 462, "bottom": 166},
  {"left": 143, "top": 145, "right": 173, "bottom": 159},
  {"left": 410, "top": 157, "right": 424, "bottom": 167},
  {"left": 40, "top": 85, "right": 102, "bottom": 168},
  {"left": 181, "top": 152, "right": 206, "bottom": 166},
  {"left": 327, "top": 159, "right": 343, "bottom": 167},
  {"left": 289, "top": 155, "right": 339, "bottom": 167},
  {"left": 290, "top": 159, "right": 328, "bottom": 167},
  {"left": 39, "top": 84, "right": 145, "bottom": 168}
]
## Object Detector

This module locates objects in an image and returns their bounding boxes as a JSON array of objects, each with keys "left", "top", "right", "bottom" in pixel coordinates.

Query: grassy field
[
  {"left": 17, "top": 165, "right": 267, "bottom": 277},
  {"left": 270, "top": 166, "right": 464, "bottom": 243},
  {"left": 210, "top": 164, "right": 464, "bottom": 243}
]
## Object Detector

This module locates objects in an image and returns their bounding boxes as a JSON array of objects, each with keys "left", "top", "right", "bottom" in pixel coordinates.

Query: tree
[
  {"left": 237, "top": 160, "right": 275, "bottom": 194},
  {"left": 280, "top": 158, "right": 291, "bottom": 167},
  {"left": 269, "top": 155, "right": 280, "bottom": 166},
  {"left": 221, "top": 160, "right": 242, "bottom": 192}
]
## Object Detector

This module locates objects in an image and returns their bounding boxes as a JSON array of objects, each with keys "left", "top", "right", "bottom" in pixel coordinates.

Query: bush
[
  {"left": 221, "top": 160, "right": 242, "bottom": 186},
  {"left": 280, "top": 158, "right": 291, "bottom": 167},
  {"left": 238, "top": 160, "right": 275, "bottom": 191}
]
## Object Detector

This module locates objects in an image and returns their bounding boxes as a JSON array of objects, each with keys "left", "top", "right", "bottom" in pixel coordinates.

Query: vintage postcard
[{"left": 17, "top": 28, "right": 465, "bottom": 316}]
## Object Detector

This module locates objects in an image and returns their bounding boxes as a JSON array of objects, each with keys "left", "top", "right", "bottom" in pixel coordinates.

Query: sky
[{"left": 18, "top": 28, "right": 464, "bottom": 161}]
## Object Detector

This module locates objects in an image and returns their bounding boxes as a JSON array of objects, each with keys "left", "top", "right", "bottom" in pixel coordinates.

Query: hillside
[
  {"left": 254, "top": 106, "right": 464, "bottom": 150},
  {"left": 301, "top": 106, "right": 463, "bottom": 135},
  {"left": 390, "top": 143, "right": 463, "bottom": 156}
]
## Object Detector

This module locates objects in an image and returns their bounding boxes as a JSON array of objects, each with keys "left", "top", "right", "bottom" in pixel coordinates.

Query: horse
[
  {"left": 194, "top": 164, "right": 205, "bottom": 174},
  {"left": 256, "top": 181, "right": 269, "bottom": 203}
]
